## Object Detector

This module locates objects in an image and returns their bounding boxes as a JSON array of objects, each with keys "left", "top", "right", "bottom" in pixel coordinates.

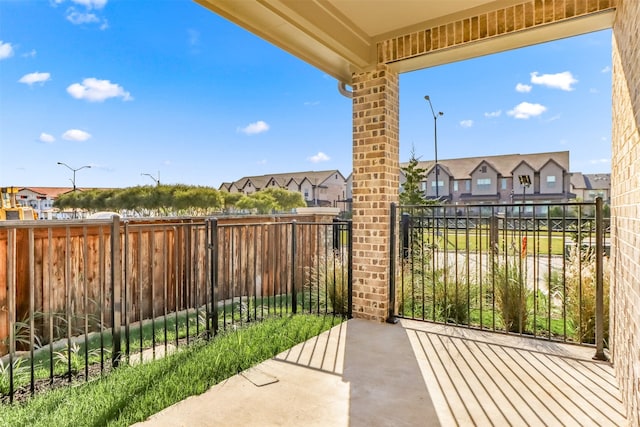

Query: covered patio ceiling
[{"left": 195, "top": 0, "right": 615, "bottom": 84}]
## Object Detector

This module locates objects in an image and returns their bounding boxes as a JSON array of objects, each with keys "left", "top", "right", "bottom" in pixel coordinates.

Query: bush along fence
[
  {"left": 0, "top": 214, "right": 352, "bottom": 403},
  {"left": 389, "top": 198, "right": 608, "bottom": 360}
]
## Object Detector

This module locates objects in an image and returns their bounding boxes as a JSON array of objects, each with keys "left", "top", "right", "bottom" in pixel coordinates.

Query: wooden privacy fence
[{"left": 0, "top": 212, "right": 341, "bottom": 357}]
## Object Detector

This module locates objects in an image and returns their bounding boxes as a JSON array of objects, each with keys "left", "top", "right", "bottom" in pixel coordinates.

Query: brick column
[
  {"left": 351, "top": 64, "right": 399, "bottom": 321},
  {"left": 612, "top": 0, "right": 640, "bottom": 424}
]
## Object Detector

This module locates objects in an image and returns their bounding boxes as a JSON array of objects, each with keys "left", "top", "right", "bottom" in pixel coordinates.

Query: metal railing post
[
  {"left": 347, "top": 219, "right": 353, "bottom": 319},
  {"left": 387, "top": 203, "right": 398, "bottom": 324},
  {"left": 110, "top": 215, "right": 122, "bottom": 368},
  {"left": 291, "top": 220, "right": 297, "bottom": 314},
  {"left": 210, "top": 218, "right": 219, "bottom": 336},
  {"left": 593, "top": 197, "right": 607, "bottom": 361}
]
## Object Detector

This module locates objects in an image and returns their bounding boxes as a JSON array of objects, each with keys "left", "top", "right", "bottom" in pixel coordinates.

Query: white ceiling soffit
[{"left": 195, "top": 0, "right": 614, "bottom": 83}]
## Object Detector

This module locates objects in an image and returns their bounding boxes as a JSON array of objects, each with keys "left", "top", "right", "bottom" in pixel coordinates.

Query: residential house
[
  {"left": 570, "top": 173, "right": 611, "bottom": 203},
  {"left": 401, "top": 151, "right": 575, "bottom": 205},
  {"left": 220, "top": 170, "right": 347, "bottom": 207}
]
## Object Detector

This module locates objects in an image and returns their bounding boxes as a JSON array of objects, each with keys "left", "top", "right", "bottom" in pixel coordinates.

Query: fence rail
[
  {"left": 0, "top": 214, "right": 351, "bottom": 403},
  {"left": 390, "top": 199, "right": 608, "bottom": 360}
]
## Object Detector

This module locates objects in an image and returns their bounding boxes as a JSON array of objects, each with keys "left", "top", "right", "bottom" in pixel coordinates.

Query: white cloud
[
  {"left": 18, "top": 72, "right": 51, "bottom": 85},
  {"left": 507, "top": 102, "right": 547, "bottom": 119},
  {"left": 39, "top": 133, "right": 56, "bottom": 143},
  {"left": 590, "top": 158, "right": 610, "bottom": 164},
  {"left": 62, "top": 129, "right": 91, "bottom": 141},
  {"left": 304, "top": 101, "right": 320, "bottom": 106},
  {"left": 22, "top": 49, "right": 37, "bottom": 58},
  {"left": 71, "top": 0, "right": 107, "bottom": 9},
  {"left": 530, "top": 71, "right": 577, "bottom": 91},
  {"left": 601, "top": 66, "right": 611, "bottom": 73},
  {"left": 67, "top": 78, "right": 132, "bottom": 102},
  {"left": 66, "top": 10, "right": 99, "bottom": 24},
  {"left": 0, "top": 41, "right": 14, "bottom": 60},
  {"left": 238, "top": 120, "right": 270, "bottom": 135},
  {"left": 308, "top": 152, "right": 330, "bottom": 163},
  {"left": 484, "top": 110, "right": 501, "bottom": 118},
  {"left": 188, "top": 29, "right": 200, "bottom": 46},
  {"left": 256, "top": 159, "right": 268, "bottom": 165},
  {"left": 515, "top": 83, "right": 532, "bottom": 93},
  {"left": 460, "top": 120, "right": 473, "bottom": 128}
]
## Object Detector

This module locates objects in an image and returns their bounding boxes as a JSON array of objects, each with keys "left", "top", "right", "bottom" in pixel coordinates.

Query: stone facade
[
  {"left": 612, "top": 0, "right": 640, "bottom": 424},
  {"left": 351, "top": 64, "right": 399, "bottom": 322}
]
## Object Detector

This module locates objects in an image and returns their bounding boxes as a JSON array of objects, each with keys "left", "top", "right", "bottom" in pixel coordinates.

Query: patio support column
[
  {"left": 611, "top": 0, "right": 640, "bottom": 423},
  {"left": 351, "top": 64, "right": 399, "bottom": 321}
]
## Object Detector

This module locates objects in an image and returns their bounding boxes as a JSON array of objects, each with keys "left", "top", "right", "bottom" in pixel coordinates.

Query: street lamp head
[
  {"left": 424, "top": 95, "right": 430, "bottom": 101},
  {"left": 438, "top": 111, "right": 444, "bottom": 116}
]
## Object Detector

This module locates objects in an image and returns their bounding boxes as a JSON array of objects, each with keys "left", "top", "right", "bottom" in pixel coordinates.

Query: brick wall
[
  {"left": 351, "top": 64, "right": 399, "bottom": 321},
  {"left": 378, "top": 0, "right": 617, "bottom": 65},
  {"left": 612, "top": 0, "right": 640, "bottom": 424}
]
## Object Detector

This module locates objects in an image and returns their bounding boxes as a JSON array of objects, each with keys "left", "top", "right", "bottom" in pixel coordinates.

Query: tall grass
[
  {"left": 565, "top": 247, "right": 610, "bottom": 344},
  {"left": 488, "top": 253, "right": 530, "bottom": 334},
  {"left": 0, "top": 314, "right": 342, "bottom": 427},
  {"left": 304, "top": 251, "right": 350, "bottom": 316}
]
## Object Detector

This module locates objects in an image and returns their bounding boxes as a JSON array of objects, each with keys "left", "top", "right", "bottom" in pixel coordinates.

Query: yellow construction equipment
[{"left": 1, "top": 187, "right": 38, "bottom": 220}]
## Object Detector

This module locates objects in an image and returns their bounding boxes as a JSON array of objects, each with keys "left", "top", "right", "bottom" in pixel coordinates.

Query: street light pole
[
  {"left": 57, "top": 162, "right": 91, "bottom": 191},
  {"left": 424, "top": 96, "right": 444, "bottom": 200},
  {"left": 141, "top": 171, "right": 160, "bottom": 186}
]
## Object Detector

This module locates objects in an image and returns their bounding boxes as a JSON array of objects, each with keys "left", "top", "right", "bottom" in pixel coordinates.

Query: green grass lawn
[{"left": 0, "top": 314, "right": 343, "bottom": 427}]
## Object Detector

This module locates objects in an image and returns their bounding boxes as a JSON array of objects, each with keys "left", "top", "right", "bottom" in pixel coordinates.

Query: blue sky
[{"left": 1, "top": 0, "right": 612, "bottom": 189}]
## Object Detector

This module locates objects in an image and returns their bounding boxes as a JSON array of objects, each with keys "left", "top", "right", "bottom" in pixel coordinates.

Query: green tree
[
  {"left": 262, "top": 188, "right": 306, "bottom": 211},
  {"left": 400, "top": 147, "right": 428, "bottom": 206}
]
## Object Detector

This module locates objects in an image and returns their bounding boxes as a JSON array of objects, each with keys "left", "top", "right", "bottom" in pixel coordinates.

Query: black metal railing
[
  {"left": 0, "top": 216, "right": 351, "bottom": 403},
  {"left": 390, "top": 199, "right": 608, "bottom": 358}
]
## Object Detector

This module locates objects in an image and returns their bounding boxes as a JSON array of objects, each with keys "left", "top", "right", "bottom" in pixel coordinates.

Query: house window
[
  {"left": 304, "top": 190, "right": 309, "bottom": 199},
  {"left": 465, "top": 180, "right": 471, "bottom": 192},
  {"left": 480, "top": 165, "right": 487, "bottom": 173},
  {"left": 453, "top": 181, "right": 459, "bottom": 192},
  {"left": 546, "top": 175, "right": 556, "bottom": 188},
  {"left": 431, "top": 181, "right": 444, "bottom": 188},
  {"left": 501, "top": 178, "right": 507, "bottom": 190},
  {"left": 477, "top": 178, "right": 491, "bottom": 190}
]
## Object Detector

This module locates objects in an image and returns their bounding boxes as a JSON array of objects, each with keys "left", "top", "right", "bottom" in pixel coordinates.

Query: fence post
[
  {"left": 210, "top": 218, "right": 219, "bottom": 336},
  {"left": 347, "top": 219, "right": 353, "bottom": 319},
  {"left": 110, "top": 215, "right": 122, "bottom": 368},
  {"left": 291, "top": 220, "right": 297, "bottom": 314},
  {"left": 387, "top": 203, "right": 398, "bottom": 324},
  {"left": 593, "top": 197, "right": 607, "bottom": 361},
  {"left": 332, "top": 217, "right": 340, "bottom": 251},
  {"left": 401, "top": 212, "right": 410, "bottom": 259}
]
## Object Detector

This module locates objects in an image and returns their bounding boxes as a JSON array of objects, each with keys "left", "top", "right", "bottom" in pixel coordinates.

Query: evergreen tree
[{"left": 400, "top": 148, "right": 428, "bottom": 206}]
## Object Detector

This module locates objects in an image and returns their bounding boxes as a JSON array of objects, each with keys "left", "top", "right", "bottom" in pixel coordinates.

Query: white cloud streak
[
  {"left": 530, "top": 71, "right": 577, "bottom": 91},
  {"left": 484, "top": 110, "right": 501, "bottom": 118},
  {"left": 39, "top": 133, "right": 56, "bottom": 143},
  {"left": 66, "top": 10, "right": 99, "bottom": 24},
  {"left": 19, "top": 72, "right": 51, "bottom": 85},
  {"left": 67, "top": 78, "right": 132, "bottom": 102},
  {"left": 460, "top": 120, "right": 473, "bottom": 128},
  {"left": 515, "top": 83, "right": 532, "bottom": 93},
  {"left": 507, "top": 102, "right": 547, "bottom": 119},
  {"left": 238, "top": 120, "right": 270, "bottom": 135},
  {"left": 0, "top": 41, "right": 14, "bottom": 60},
  {"left": 308, "top": 152, "right": 330, "bottom": 163},
  {"left": 62, "top": 129, "right": 92, "bottom": 141}
]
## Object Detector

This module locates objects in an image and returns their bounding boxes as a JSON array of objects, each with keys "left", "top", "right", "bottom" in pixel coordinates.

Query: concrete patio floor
[{"left": 133, "top": 318, "right": 626, "bottom": 427}]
